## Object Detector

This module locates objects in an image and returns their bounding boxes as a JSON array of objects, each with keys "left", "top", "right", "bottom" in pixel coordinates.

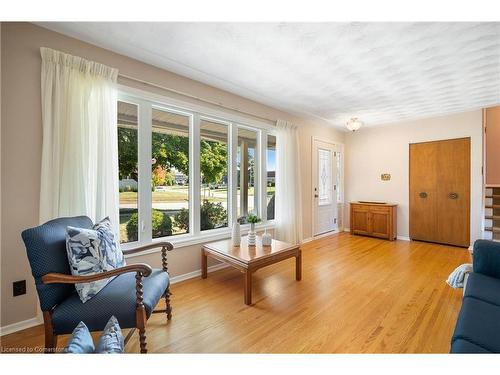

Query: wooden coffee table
[{"left": 201, "top": 236, "right": 302, "bottom": 305}]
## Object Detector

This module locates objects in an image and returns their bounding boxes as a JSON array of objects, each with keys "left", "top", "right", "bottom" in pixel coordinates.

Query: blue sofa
[{"left": 451, "top": 239, "right": 500, "bottom": 353}]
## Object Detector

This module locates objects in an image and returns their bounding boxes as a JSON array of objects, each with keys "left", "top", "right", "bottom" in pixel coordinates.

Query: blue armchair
[
  {"left": 450, "top": 239, "right": 500, "bottom": 353},
  {"left": 21, "top": 216, "right": 173, "bottom": 353}
]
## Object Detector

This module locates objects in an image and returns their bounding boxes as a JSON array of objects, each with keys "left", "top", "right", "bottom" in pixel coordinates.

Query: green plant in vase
[
  {"left": 246, "top": 213, "right": 261, "bottom": 246},
  {"left": 246, "top": 213, "right": 261, "bottom": 230}
]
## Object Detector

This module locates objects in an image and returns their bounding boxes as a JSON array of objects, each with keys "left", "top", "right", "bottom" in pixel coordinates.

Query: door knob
[
  {"left": 314, "top": 194, "right": 319, "bottom": 198},
  {"left": 419, "top": 192, "right": 428, "bottom": 198},
  {"left": 449, "top": 192, "right": 459, "bottom": 199}
]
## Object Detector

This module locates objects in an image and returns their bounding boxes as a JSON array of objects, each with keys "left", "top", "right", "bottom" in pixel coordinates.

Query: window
[
  {"left": 117, "top": 91, "right": 276, "bottom": 247},
  {"left": 266, "top": 134, "right": 276, "bottom": 220},
  {"left": 151, "top": 107, "right": 191, "bottom": 237},
  {"left": 237, "top": 127, "right": 258, "bottom": 218},
  {"left": 318, "top": 148, "right": 333, "bottom": 205},
  {"left": 200, "top": 119, "right": 229, "bottom": 231},
  {"left": 117, "top": 101, "right": 139, "bottom": 244}
]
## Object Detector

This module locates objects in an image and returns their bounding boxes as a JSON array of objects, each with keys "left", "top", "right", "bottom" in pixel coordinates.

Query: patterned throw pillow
[
  {"left": 63, "top": 321, "right": 95, "bottom": 353},
  {"left": 66, "top": 217, "right": 125, "bottom": 303},
  {"left": 95, "top": 316, "right": 124, "bottom": 354}
]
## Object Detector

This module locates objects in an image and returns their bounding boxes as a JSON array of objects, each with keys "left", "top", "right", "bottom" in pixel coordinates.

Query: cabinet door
[
  {"left": 351, "top": 205, "right": 370, "bottom": 235},
  {"left": 370, "top": 207, "right": 390, "bottom": 239}
]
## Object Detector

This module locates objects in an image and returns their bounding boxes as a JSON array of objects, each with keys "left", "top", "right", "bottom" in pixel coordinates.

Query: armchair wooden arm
[
  {"left": 41, "top": 263, "right": 153, "bottom": 284},
  {"left": 121, "top": 241, "right": 173, "bottom": 255},
  {"left": 121, "top": 241, "right": 173, "bottom": 274}
]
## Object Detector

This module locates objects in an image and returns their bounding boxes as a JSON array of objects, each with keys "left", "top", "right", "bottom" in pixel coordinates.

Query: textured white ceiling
[{"left": 38, "top": 22, "right": 500, "bottom": 128}]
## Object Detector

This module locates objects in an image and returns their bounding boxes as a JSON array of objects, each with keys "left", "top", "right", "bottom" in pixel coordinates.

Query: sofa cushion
[
  {"left": 451, "top": 338, "right": 492, "bottom": 353},
  {"left": 66, "top": 217, "right": 125, "bottom": 303},
  {"left": 21, "top": 216, "right": 94, "bottom": 311},
  {"left": 473, "top": 239, "right": 500, "bottom": 279},
  {"left": 464, "top": 273, "right": 500, "bottom": 307},
  {"left": 451, "top": 297, "right": 500, "bottom": 353},
  {"left": 52, "top": 269, "right": 169, "bottom": 334}
]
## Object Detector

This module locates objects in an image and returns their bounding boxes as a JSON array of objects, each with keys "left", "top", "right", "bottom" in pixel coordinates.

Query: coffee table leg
[
  {"left": 244, "top": 270, "right": 252, "bottom": 305},
  {"left": 296, "top": 250, "right": 302, "bottom": 281},
  {"left": 201, "top": 249, "right": 208, "bottom": 279}
]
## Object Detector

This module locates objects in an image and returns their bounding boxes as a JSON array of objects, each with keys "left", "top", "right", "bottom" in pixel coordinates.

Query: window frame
[
  {"left": 236, "top": 123, "right": 261, "bottom": 220},
  {"left": 199, "top": 115, "right": 231, "bottom": 232},
  {"left": 264, "top": 133, "right": 277, "bottom": 221},
  {"left": 118, "top": 86, "right": 276, "bottom": 254},
  {"left": 116, "top": 98, "right": 141, "bottom": 246},
  {"left": 150, "top": 104, "right": 193, "bottom": 238}
]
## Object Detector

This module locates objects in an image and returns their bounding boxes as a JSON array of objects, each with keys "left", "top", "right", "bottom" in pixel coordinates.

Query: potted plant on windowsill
[{"left": 245, "top": 213, "right": 261, "bottom": 246}]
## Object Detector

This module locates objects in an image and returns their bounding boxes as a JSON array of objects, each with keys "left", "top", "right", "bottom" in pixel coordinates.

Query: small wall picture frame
[{"left": 381, "top": 173, "right": 391, "bottom": 181}]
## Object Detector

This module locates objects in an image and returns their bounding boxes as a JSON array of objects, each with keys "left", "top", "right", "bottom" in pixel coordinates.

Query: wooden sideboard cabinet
[{"left": 350, "top": 202, "right": 397, "bottom": 240}]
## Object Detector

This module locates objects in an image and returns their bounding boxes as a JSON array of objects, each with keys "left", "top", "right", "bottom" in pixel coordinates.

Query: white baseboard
[
  {"left": 301, "top": 237, "right": 313, "bottom": 244},
  {"left": 170, "top": 262, "right": 229, "bottom": 284},
  {"left": 0, "top": 263, "right": 229, "bottom": 336},
  {"left": 0, "top": 316, "right": 43, "bottom": 337},
  {"left": 302, "top": 229, "right": 345, "bottom": 244},
  {"left": 310, "top": 230, "right": 341, "bottom": 241}
]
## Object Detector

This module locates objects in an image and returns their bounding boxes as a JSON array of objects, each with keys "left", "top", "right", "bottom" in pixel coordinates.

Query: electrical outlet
[{"left": 13, "top": 280, "right": 26, "bottom": 297}]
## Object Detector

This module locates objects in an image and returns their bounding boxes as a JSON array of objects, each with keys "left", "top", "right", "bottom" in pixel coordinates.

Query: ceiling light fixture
[{"left": 346, "top": 117, "right": 363, "bottom": 132}]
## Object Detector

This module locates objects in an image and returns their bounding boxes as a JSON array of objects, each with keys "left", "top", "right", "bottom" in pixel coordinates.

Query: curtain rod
[{"left": 118, "top": 73, "right": 276, "bottom": 125}]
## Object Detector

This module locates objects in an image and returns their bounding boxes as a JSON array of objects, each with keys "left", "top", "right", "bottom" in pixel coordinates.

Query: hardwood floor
[{"left": 1, "top": 233, "right": 470, "bottom": 353}]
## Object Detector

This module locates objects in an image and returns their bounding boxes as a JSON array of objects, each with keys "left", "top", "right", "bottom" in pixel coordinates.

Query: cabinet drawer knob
[
  {"left": 449, "top": 192, "right": 459, "bottom": 199},
  {"left": 419, "top": 192, "right": 428, "bottom": 198}
]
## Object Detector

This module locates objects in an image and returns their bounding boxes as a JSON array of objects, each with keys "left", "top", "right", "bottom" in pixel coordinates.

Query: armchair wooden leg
[
  {"left": 136, "top": 272, "right": 148, "bottom": 354},
  {"left": 165, "top": 288, "right": 172, "bottom": 320},
  {"left": 138, "top": 323, "right": 147, "bottom": 354},
  {"left": 42, "top": 311, "right": 58, "bottom": 353},
  {"left": 161, "top": 245, "right": 173, "bottom": 321}
]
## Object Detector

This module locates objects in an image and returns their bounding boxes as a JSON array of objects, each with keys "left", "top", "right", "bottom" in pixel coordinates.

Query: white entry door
[{"left": 312, "top": 139, "right": 338, "bottom": 236}]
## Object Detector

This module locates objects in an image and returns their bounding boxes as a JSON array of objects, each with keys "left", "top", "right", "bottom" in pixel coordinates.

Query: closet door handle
[
  {"left": 449, "top": 192, "right": 459, "bottom": 199},
  {"left": 419, "top": 192, "right": 428, "bottom": 198}
]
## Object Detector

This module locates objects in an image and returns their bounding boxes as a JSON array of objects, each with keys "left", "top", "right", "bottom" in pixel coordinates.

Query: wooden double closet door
[{"left": 409, "top": 137, "right": 470, "bottom": 247}]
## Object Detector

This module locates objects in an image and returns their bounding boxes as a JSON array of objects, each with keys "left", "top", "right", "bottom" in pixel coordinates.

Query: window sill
[{"left": 122, "top": 221, "right": 276, "bottom": 259}]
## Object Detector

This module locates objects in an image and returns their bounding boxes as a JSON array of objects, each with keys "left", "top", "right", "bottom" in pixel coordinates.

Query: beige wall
[
  {"left": 344, "top": 110, "right": 484, "bottom": 244},
  {"left": 0, "top": 22, "right": 344, "bottom": 328}
]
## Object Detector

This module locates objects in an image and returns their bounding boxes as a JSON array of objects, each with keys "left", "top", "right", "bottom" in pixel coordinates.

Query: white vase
[
  {"left": 262, "top": 229, "right": 272, "bottom": 246},
  {"left": 231, "top": 222, "right": 241, "bottom": 246},
  {"left": 248, "top": 223, "right": 256, "bottom": 246}
]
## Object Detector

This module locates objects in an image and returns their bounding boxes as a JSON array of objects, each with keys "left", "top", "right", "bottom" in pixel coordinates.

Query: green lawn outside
[{"left": 119, "top": 185, "right": 275, "bottom": 205}]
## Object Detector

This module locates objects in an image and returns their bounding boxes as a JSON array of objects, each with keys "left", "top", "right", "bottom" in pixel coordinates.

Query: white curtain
[
  {"left": 275, "top": 119, "right": 303, "bottom": 244},
  {"left": 39, "top": 47, "right": 119, "bottom": 233}
]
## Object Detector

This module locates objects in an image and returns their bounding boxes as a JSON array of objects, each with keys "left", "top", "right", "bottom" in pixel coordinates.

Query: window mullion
[
  {"left": 229, "top": 123, "right": 238, "bottom": 225},
  {"left": 259, "top": 129, "right": 267, "bottom": 222},
  {"left": 191, "top": 113, "right": 201, "bottom": 236},
  {"left": 138, "top": 101, "right": 152, "bottom": 245}
]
